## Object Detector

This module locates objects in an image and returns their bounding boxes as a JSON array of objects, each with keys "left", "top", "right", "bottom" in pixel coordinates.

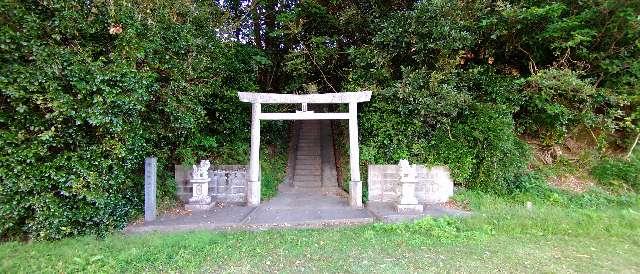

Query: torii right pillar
[{"left": 348, "top": 102, "right": 363, "bottom": 208}]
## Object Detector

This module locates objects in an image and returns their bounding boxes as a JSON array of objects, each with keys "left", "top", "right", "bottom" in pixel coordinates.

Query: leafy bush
[
  {"left": 431, "top": 104, "right": 530, "bottom": 192},
  {"left": 519, "top": 69, "right": 614, "bottom": 144},
  {"left": 592, "top": 153, "right": 640, "bottom": 192},
  {"left": 0, "top": 1, "right": 262, "bottom": 240},
  {"left": 358, "top": 67, "right": 529, "bottom": 193}
]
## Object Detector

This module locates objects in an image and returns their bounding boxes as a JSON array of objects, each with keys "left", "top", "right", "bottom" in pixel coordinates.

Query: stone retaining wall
[
  {"left": 367, "top": 164, "right": 454, "bottom": 204},
  {"left": 175, "top": 165, "right": 248, "bottom": 204}
]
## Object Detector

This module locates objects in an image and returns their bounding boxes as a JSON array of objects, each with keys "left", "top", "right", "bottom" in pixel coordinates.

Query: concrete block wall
[
  {"left": 368, "top": 164, "right": 454, "bottom": 204},
  {"left": 175, "top": 165, "right": 248, "bottom": 204}
]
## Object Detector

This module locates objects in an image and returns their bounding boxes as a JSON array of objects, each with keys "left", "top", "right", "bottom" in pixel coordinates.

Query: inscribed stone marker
[{"left": 144, "top": 157, "right": 157, "bottom": 222}]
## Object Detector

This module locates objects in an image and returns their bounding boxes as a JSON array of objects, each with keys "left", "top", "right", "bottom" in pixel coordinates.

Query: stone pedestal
[
  {"left": 395, "top": 160, "right": 424, "bottom": 214},
  {"left": 396, "top": 182, "right": 423, "bottom": 213},
  {"left": 349, "top": 181, "right": 363, "bottom": 208},
  {"left": 186, "top": 178, "right": 213, "bottom": 210},
  {"left": 396, "top": 203, "right": 424, "bottom": 213},
  {"left": 247, "top": 180, "right": 261, "bottom": 207}
]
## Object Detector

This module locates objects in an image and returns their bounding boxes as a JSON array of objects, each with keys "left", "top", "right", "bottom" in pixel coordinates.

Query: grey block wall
[
  {"left": 175, "top": 165, "right": 248, "bottom": 204},
  {"left": 368, "top": 164, "right": 452, "bottom": 204}
]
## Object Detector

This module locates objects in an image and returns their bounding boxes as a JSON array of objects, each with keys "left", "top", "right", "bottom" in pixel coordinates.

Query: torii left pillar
[
  {"left": 348, "top": 102, "right": 363, "bottom": 208},
  {"left": 247, "top": 102, "right": 261, "bottom": 206}
]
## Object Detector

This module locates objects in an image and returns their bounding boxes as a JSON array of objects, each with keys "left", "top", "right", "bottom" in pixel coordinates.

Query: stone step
[
  {"left": 296, "top": 155, "right": 321, "bottom": 160},
  {"left": 297, "top": 152, "right": 321, "bottom": 157},
  {"left": 294, "top": 168, "right": 321, "bottom": 175},
  {"left": 296, "top": 155, "right": 320, "bottom": 159},
  {"left": 297, "top": 142, "right": 319, "bottom": 146},
  {"left": 298, "top": 139, "right": 320, "bottom": 143},
  {"left": 295, "top": 164, "right": 321, "bottom": 171},
  {"left": 296, "top": 147, "right": 320, "bottom": 155},
  {"left": 293, "top": 181, "right": 322, "bottom": 188},
  {"left": 293, "top": 177, "right": 322, "bottom": 183},
  {"left": 297, "top": 145, "right": 320, "bottom": 149},
  {"left": 297, "top": 144, "right": 320, "bottom": 147},
  {"left": 295, "top": 163, "right": 321, "bottom": 170},
  {"left": 297, "top": 147, "right": 320, "bottom": 150},
  {"left": 297, "top": 144, "right": 320, "bottom": 148},
  {"left": 295, "top": 160, "right": 321, "bottom": 166},
  {"left": 294, "top": 175, "right": 321, "bottom": 182}
]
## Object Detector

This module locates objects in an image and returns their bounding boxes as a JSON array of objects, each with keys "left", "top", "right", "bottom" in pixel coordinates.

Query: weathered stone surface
[
  {"left": 396, "top": 204, "right": 424, "bottom": 213},
  {"left": 368, "top": 164, "right": 454, "bottom": 204},
  {"left": 175, "top": 165, "right": 248, "bottom": 204},
  {"left": 423, "top": 166, "right": 454, "bottom": 204},
  {"left": 186, "top": 161, "right": 213, "bottom": 211},
  {"left": 350, "top": 180, "right": 363, "bottom": 208},
  {"left": 394, "top": 160, "right": 423, "bottom": 213},
  {"left": 144, "top": 157, "right": 157, "bottom": 222},
  {"left": 191, "top": 160, "right": 210, "bottom": 180},
  {"left": 185, "top": 202, "right": 214, "bottom": 211},
  {"left": 238, "top": 91, "right": 372, "bottom": 104},
  {"left": 292, "top": 121, "right": 324, "bottom": 189},
  {"left": 367, "top": 202, "right": 469, "bottom": 223}
]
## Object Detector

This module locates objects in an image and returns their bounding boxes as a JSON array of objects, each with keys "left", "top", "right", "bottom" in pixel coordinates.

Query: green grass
[{"left": 2, "top": 191, "right": 639, "bottom": 273}]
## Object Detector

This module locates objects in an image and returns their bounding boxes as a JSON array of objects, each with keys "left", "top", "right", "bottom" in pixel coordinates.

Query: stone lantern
[
  {"left": 186, "top": 160, "right": 214, "bottom": 210},
  {"left": 396, "top": 160, "right": 423, "bottom": 213}
]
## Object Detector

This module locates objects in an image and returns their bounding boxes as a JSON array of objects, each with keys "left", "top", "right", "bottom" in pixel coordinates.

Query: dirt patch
[
  {"left": 444, "top": 199, "right": 471, "bottom": 211},
  {"left": 548, "top": 175, "right": 595, "bottom": 193},
  {"left": 521, "top": 132, "right": 601, "bottom": 193}
]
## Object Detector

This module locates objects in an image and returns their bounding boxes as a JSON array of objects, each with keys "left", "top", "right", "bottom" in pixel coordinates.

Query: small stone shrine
[
  {"left": 396, "top": 160, "right": 423, "bottom": 213},
  {"left": 185, "top": 160, "right": 214, "bottom": 210},
  {"left": 175, "top": 164, "right": 248, "bottom": 205},
  {"left": 368, "top": 161, "right": 454, "bottom": 207}
]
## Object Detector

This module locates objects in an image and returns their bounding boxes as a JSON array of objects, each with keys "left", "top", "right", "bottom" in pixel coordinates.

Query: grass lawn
[{"left": 2, "top": 191, "right": 639, "bottom": 272}]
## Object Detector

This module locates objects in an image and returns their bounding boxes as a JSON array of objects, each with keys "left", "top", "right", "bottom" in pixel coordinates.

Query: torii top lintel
[{"left": 238, "top": 91, "right": 372, "bottom": 104}]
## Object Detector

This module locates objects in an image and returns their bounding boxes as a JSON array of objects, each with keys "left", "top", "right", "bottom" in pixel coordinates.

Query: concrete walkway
[
  {"left": 126, "top": 197, "right": 467, "bottom": 233},
  {"left": 127, "top": 186, "right": 374, "bottom": 233}
]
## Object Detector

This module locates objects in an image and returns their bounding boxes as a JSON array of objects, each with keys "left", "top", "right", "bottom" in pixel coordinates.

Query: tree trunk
[{"left": 250, "top": 0, "right": 262, "bottom": 48}]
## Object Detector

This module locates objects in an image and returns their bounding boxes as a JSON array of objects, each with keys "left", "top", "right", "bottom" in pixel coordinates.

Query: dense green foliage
[
  {"left": 592, "top": 151, "right": 640, "bottom": 192},
  {"left": 0, "top": 1, "right": 270, "bottom": 240},
  {"left": 272, "top": 0, "right": 639, "bottom": 192},
  {"left": 2, "top": 0, "right": 639, "bottom": 239}
]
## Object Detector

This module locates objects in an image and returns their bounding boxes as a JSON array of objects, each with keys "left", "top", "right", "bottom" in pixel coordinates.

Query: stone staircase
[
  {"left": 293, "top": 120, "right": 323, "bottom": 188},
  {"left": 290, "top": 120, "right": 339, "bottom": 191}
]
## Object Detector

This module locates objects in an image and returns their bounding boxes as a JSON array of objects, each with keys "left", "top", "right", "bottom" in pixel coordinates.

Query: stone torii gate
[{"left": 238, "top": 91, "right": 372, "bottom": 208}]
